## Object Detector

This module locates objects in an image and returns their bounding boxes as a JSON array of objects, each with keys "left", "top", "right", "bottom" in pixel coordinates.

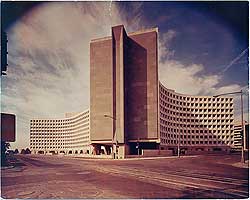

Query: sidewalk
[
  {"left": 232, "top": 160, "right": 249, "bottom": 168},
  {"left": 1, "top": 155, "right": 26, "bottom": 170},
  {"left": 70, "top": 155, "right": 198, "bottom": 161},
  {"left": 1, "top": 165, "right": 15, "bottom": 170}
]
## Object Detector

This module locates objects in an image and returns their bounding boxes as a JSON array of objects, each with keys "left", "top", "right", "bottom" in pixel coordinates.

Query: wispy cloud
[
  {"left": 221, "top": 47, "right": 249, "bottom": 73},
  {"left": 159, "top": 29, "right": 177, "bottom": 61}
]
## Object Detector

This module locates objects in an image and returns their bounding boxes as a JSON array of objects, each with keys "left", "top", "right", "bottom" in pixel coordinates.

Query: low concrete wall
[
  {"left": 185, "top": 150, "right": 231, "bottom": 156},
  {"left": 142, "top": 149, "right": 173, "bottom": 157},
  {"left": 66, "top": 154, "right": 112, "bottom": 159}
]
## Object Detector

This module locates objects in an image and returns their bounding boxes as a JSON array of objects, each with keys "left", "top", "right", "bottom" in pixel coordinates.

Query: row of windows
[
  {"left": 159, "top": 86, "right": 233, "bottom": 103},
  {"left": 31, "top": 143, "right": 89, "bottom": 146},
  {"left": 160, "top": 127, "right": 233, "bottom": 133},
  {"left": 30, "top": 145, "right": 88, "bottom": 148},
  {"left": 30, "top": 128, "right": 89, "bottom": 133},
  {"left": 161, "top": 139, "right": 233, "bottom": 145},
  {"left": 31, "top": 137, "right": 89, "bottom": 143},
  {"left": 160, "top": 96, "right": 233, "bottom": 108},
  {"left": 30, "top": 123, "right": 89, "bottom": 131},
  {"left": 30, "top": 140, "right": 90, "bottom": 145},
  {"left": 160, "top": 108, "right": 234, "bottom": 116},
  {"left": 31, "top": 139, "right": 89, "bottom": 142},
  {"left": 30, "top": 119, "right": 89, "bottom": 127},
  {"left": 30, "top": 127, "right": 89, "bottom": 132},
  {"left": 160, "top": 102, "right": 233, "bottom": 113},
  {"left": 160, "top": 114, "right": 234, "bottom": 123},
  {"left": 160, "top": 132, "right": 233, "bottom": 139},
  {"left": 161, "top": 123, "right": 233, "bottom": 129},
  {"left": 31, "top": 131, "right": 89, "bottom": 135},
  {"left": 31, "top": 113, "right": 89, "bottom": 123},
  {"left": 30, "top": 134, "right": 90, "bottom": 138},
  {"left": 30, "top": 137, "right": 89, "bottom": 141},
  {"left": 31, "top": 120, "right": 89, "bottom": 127},
  {"left": 160, "top": 120, "right": 233, "bottom": 128}
]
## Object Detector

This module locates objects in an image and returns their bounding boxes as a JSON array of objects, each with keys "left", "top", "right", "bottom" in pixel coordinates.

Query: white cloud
[{"left": 159, "top": 59, "right": 242, "bottom": 96}]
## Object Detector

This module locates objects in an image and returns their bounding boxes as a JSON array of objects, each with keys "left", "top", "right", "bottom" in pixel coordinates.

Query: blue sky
[{"left": 1, "top": 2, "right": 249, "bottom": 149}]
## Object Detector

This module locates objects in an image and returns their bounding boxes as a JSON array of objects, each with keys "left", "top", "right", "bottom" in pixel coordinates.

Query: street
[{"left": 1, "top": 154, "right": 249, "bottom": 199}]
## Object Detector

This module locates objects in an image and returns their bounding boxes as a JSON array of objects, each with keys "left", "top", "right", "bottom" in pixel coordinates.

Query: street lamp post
[
  {"left": 43, "top": 133, "right": 46, "bottom": 155},
  {"left": 136, "top": 138, "right": 140, "bottom": 156},
  {"left": 177, "top": 126, "right": 180, "bottom": 157},
  {"left": 104, "top": 114, "right": 116, "bottom": 159},
  {"left": 213, "top": 90, "right": 245, "bottom": 163}
]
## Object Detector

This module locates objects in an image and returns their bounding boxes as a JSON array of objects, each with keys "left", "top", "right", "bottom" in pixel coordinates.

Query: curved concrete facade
[
  {"left": 30, "top": 110, "right": 91, "bottom": 155},
  {"left": 159, "top": 82, "right": 234, "bottom": 153}
]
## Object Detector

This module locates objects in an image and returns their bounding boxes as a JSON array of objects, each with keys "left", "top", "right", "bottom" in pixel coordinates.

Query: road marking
[
  {"left": 94, "top": 166, "right": 249, "bottom": 198},
  {"left": 77, "top": 171, "right": 91, "bottom": 175},
  {"left": 55, "top": 173, "right": 64, "bottom": 175},
  {"left": 17, "top": 191, "right": 35, "bottom": 196},
  {"left": 114, "top": 166, "right": 249, "bottom": 186}
]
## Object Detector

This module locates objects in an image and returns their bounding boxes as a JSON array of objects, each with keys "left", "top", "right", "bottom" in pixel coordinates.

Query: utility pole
[
  {"left": 136, "top": 138, "right": 140, "bottom": 156},
  {"left": 104, "top": 114, "right": 116, "bottom": 159},
  {"left": 1, "top": 31, "right": 8, "bottom": 75},
  {"left": 177, "top": 126, "right": 180, "bottom": 157},
  {"left": 240, "top": 90, "right": 245, "bottom": 163}
]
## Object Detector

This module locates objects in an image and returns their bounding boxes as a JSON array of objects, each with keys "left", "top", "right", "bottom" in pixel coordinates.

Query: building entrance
[{"left": 129, "top": 142, "right": 158, "bottom": 155}]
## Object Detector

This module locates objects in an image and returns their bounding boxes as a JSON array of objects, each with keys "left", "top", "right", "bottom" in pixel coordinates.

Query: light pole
[
  {"left": 136, "top": 138, "right": 140, "bottom": 156},
  {"left": 213, "top": 90, "right": 245, "bottom": 163},
  {"left": 104, "top": 114, "right": 116, "bottom": 159},
  {"left": 177, "top": 126, "right": 180, "bottom": 157}
]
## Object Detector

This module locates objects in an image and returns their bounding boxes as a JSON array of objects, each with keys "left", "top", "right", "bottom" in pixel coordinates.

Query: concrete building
[
  {"left": 30, "top": 25, "right": 236, "bottom": 158},
  {"left": 30, "top": 110, "right": 91, "bottom": 155},
  {"left": 90, "top": 25, "right": 234, "bottom": 158},
  {"left": 233, "top": 121, "right": 249, "bottom": 151},
  {"left": 159, "top": 84, "right": 234, "bottom": 154},
  {"left": 90, "top": 25, "right": 159, "bottom": 158}
]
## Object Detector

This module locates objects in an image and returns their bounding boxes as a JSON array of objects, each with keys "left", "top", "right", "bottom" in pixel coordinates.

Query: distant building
[
  {"left": 233, "top": 121, "right": 249, "bottom": 151},
  {"left": 30, "top": 110, "right": 91, "bottom": 155}
]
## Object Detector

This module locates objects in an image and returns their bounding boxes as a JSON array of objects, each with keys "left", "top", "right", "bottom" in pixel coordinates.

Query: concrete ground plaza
[{"left": 1, "top": 154, "right": 249, "bottom": 199}]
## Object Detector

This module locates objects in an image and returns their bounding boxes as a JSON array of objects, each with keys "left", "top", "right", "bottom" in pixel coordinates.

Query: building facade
[
  {"left": 159, "top": 83, "right": 234, "bottom": 154},
  {"left": 90, "top": 25, "right": 235, "bottom": 158},
  {"left": 30, "top": 25, "right": 237, "bottom": 158},
  {"left": 90, "top": 25, "right": 159, "bottom": 158},
  {"left": 233, "top": 121, "right": 249, "bottom": 151},
  {"left": 30, "top": 110, "right": 91, "bottom": 155}
]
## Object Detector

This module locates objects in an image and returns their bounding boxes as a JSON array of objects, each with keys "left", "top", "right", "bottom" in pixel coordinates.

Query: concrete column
[{"left": 112, "top": 25, "right": 125, "bottom": 145}]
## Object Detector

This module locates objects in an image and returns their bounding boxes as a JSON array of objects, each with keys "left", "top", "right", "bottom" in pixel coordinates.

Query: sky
[{"left": 1, "top": 1, "right": 249, "bottom": 149}]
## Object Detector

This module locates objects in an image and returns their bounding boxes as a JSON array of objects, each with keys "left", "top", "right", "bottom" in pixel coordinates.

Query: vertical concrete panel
[
  {"left": 112, "top": 25, "right": 125, "bottom": 144},
  {"left": 90, "top": 39, "right": 113, "bottom": 142},
  {"left": 125, "top": 30, "right": 159, "bottom": 140}
]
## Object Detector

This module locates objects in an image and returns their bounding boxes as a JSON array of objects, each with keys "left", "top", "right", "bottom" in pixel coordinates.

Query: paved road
[{"left": 1, "top": 154, "right": 249, "bottom": 199}]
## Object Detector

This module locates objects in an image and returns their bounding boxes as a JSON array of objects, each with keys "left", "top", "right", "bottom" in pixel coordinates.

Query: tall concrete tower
[{"left": 90, "top": 25, "right": 159, "bottom": 158}]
